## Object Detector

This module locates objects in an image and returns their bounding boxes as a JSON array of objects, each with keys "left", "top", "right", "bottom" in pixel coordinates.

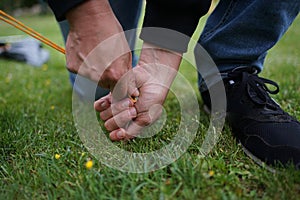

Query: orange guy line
[{"left": 0, "top": 10, "right": 65, "bottom": 54}]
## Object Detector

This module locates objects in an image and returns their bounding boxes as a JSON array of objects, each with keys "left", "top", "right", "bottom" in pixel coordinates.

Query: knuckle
[
  {"left": 102, "top": 68, "right": 122, "bottom": 82},
  {"left": 66, "top": 65, "right": 76, "bottom": 73},
  {"left": 112, "top": 104, "right": 122, "bottom": 113},
  {"left": 138, "top": 115, "right": 152, "bottom": 126},
  {"left": 115, "top": 112, "right": 130, "bottom": 126},
  {"left": 112, "top": 101, "right": 129, "bottom": 114},
  {"left": 119, "top": 111, "right": 132, "bottom": 124}
]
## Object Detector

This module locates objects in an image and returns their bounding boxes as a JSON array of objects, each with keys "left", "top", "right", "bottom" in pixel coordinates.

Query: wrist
[{"left": 140, "top": 42, "right": 182, "bottom": 71}]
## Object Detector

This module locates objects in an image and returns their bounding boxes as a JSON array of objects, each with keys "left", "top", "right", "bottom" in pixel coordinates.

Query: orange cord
[{"left": 0, "top": 10, "right": 65, "bottom": 54}]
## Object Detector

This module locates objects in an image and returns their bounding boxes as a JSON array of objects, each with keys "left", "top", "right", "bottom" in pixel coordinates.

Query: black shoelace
[{"left": 223, "top": 67, "right": 285, "bottom": 115}]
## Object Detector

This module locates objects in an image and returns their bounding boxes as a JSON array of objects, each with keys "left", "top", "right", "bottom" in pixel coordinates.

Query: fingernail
[
  {"left": 101, "top": 101, "right": 107, "bottom": 108},
  {"left": 129, "top": 107, "right": 137, "bottom": 117},
  {"left": 117, "top": 130, "right": 124, "bottom": 139}
]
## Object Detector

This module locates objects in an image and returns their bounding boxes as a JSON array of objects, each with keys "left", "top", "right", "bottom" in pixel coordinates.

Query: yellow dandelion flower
[
  {"left": 208, "top": 170, "right": 215, "bottom": 177},
  {"left": 50, "top": 105, "right": 55, "bottom": 110},
  {"left": 45, "top": 79, "right": 51, "bottom": 86},
  {"left": 55, "top": 154, "right": 61, "bottom": 159},
  {"left": 85, "top": 160, "right": 93, "bottom": 169}
]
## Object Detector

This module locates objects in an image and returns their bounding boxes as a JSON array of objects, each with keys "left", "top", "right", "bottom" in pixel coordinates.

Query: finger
[
  {"left": 127, "top": 75, "right": 140, "bottom": 98},
  {"left": 110, "top": 74, "right": 130, "bottom": 101},
  {"left": 104, "top": 107, "right": 137, "bottom": 131},
  {"left": 128, "top": 88, "right": 139, "bottom": 102},
  {"left": 109, "top": 128, "right": 134, "bottom": 141},
  {"left": 94, "top": 94, "right": 112, "bottom": 112},
  {"left": 124, "top": 105, "right": 163, "bottom": 139},
  {"left": 111, "top": 68, "right": 139, "bottom": 101},
  {"left": 123, "top": 112, "right": 152, "bottom": 139},
  {"left": 99, "top": 98, "right": 133, "bottom": 121}
]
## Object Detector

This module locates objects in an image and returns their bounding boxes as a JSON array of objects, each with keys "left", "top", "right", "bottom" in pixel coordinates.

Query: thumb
[
  {"left": 111, "top": 69, "right": 139, "bottom": 102},
  {"left": 127, "top": 75, "right": 140, "bottom": 100}
]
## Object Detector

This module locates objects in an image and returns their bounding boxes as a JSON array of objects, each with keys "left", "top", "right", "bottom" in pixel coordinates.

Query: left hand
[{"left": 94, "top": 43, "right": 182, "bottom": 141}]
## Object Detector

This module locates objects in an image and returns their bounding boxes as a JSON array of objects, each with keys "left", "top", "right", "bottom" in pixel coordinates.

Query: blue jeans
[
  {"left": 59, "top": 0, "right": 142, "bottom": 100},
  {"left": 196, "top": 0, "right": 300, "bottom": 91}
]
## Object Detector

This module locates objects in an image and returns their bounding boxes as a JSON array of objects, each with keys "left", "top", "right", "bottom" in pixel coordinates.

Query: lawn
[{"left": 0, "top": 11, "right": 300, "bottom": 200}]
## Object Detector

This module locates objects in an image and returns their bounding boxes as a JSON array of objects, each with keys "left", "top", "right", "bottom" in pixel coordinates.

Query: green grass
[{"left": 0, "top": 12, "right": 300, "bottom": 200}]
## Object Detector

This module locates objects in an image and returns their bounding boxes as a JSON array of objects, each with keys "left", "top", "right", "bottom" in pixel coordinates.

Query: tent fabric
[{"left": 0, "top": 37, "right": 49, "bottom": 67}]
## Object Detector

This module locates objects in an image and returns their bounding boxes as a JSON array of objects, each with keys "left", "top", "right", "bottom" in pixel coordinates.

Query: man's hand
[
  {"left": 66, "top": 0, "right": 136, "bottom": 95},
  {"left": 94, "top": 43, "right": 182, "bottom": 141}
]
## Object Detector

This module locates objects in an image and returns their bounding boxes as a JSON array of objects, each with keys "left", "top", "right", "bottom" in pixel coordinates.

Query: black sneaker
[{"left": 201, "top": 66, "right": 300, "bottom": 169}]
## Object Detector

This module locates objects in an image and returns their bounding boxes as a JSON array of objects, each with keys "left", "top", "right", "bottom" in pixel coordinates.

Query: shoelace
[{"left": 224, "top": 67, "right": 284, "bottom": 114}]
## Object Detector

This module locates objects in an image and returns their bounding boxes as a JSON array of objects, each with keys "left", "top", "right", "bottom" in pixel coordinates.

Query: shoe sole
[{"left": 240, "top": 143, "right": 276, "bottom": 173}]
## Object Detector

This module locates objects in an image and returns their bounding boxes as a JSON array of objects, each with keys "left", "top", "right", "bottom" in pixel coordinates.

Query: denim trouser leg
[
  {"left": 58, "top": 0, "right": 142, "bottom": 100},
  {"left": 196, "top": 0, "right": 300, "bottom": 90}
]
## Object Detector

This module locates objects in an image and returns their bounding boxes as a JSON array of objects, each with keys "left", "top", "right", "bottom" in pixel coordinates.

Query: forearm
[
  {"left": 48, "top": 0, "right": 119, "bottom": 30},
  {"left": 66, "top": 0, "right": 123, "bottom": 38}
]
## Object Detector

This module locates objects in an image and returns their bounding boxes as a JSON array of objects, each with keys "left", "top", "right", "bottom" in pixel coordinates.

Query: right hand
[{"left": 65, "top": 0, "right": 137, "bottom": 96}]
